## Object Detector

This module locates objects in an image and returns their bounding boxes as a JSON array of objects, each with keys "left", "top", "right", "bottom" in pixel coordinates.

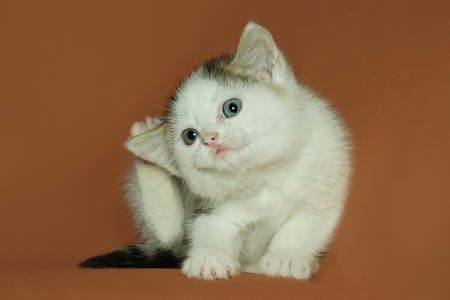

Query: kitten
[{"left": 80, "top": 22, "right": 352, "bottom": 281}]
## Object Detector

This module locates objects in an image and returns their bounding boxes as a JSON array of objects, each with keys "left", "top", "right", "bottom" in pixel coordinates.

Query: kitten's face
[
  {"left": 126, "top": 22, "right": 300, "bottom": 181},
  {"left": 169, "top": 73, "right": 293, "bottom": 176}
]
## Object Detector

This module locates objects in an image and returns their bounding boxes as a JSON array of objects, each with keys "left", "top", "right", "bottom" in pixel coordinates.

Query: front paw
[
  {"left": 259, "top": 251, "right": 319, "bottom": 280},
  {"left": 130, "top": 116, "right": 163, "bottom": 137},
  {"left": 182, "top": 249, "right": 240, "bottom": 281}
]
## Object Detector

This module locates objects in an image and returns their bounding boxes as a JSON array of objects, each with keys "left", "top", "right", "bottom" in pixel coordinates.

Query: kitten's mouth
[
  {"left": 211, "top": 148, "right": 230, "bottom": 157},
  {"left": 216, "top": 149, "right": 229, "bottom": 156},
  {"left": 196, "top": 146, "right": 244, "bottom": 171},
  {"left": 209, "top": 143, "right": 246, "bottom": 158}
]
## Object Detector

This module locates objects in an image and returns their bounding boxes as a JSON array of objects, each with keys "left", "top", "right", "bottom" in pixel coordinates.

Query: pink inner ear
[
  {"left": 259, "top": 67, "right": 273, "bottom": 82},
  {"left": 256, "top": 51, "right": 276, "bottom": 82}
]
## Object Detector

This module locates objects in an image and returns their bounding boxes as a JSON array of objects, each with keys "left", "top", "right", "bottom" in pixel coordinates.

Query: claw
[{"left": 226, "top": 266, "right": 232, "bottom": 278}]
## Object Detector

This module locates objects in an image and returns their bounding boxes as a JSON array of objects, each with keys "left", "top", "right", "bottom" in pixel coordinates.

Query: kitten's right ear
[
  {"left": 231, "top": 22, "right": 293, "bottom": 84},
  {"left": 125, "top": 123, "right": 179, "bottom": 176},
  {"left": 231, "top": 22, "right": 279, "bottom": 82}
]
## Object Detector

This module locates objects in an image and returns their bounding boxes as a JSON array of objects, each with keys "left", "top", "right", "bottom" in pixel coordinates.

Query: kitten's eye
[
  {"left": 222, "top": 98, "right": 242, "bottom": 118},
  {"left": 182, "top": 128, "right": 198, "bottom": 145}
]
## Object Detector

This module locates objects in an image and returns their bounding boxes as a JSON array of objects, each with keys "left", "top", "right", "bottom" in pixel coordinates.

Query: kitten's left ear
[
  {"left": 125, "top": 123, "right": 179, "bottom": 176},
  {"left": 231, "top": 22, "right": 288, "bottom": 83}
]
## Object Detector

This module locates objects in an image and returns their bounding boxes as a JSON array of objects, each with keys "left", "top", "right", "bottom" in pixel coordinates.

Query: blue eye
[
  {"left": 182, "top": 128, "right": 198, "bottom": 145},
  {"left": 222, "top": 98, "right": 242, "bottom": 118}
]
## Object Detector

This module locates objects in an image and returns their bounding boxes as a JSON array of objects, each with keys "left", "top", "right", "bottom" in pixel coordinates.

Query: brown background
[{"left": 1, "top": 0, "right": 450, "bottom": 299}]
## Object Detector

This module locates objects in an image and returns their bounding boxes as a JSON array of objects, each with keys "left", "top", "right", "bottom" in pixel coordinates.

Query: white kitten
[{"left": 80, "top": 22, "right": 351, "bottom": 281}]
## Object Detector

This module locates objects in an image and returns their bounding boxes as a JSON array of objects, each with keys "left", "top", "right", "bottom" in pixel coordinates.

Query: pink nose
[{"left": 203, "top": 132, "right": 218, "bottom": 148}]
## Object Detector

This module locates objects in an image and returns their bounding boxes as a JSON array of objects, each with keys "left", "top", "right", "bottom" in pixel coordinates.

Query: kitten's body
[{"left": 80, "top": 22, "right": 351, "bottom": 280}]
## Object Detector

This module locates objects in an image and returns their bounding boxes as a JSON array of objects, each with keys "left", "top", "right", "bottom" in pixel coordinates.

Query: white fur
[{"left": 125, "top": 22, "right": 351, "bottom": 280}]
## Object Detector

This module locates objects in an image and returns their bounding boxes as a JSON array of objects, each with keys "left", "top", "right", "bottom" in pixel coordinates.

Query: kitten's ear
[
  {"left": 231, "top": 22, "right": 282, "bottom": 82},
  {"left": 125, "top": 123, "right": 178, "bottom": 176}
]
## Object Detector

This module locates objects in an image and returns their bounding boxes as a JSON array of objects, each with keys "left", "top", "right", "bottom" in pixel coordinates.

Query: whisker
[{"left": 127, "top": 91, "right": 168, "bottom": 111}]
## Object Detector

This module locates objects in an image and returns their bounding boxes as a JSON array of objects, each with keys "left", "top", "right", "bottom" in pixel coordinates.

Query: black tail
[{"left": 79, "top": 245, "right": 182, "bottom": 269}]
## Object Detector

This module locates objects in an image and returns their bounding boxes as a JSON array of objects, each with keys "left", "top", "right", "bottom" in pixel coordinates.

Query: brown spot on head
[
  {"left": 201, "top": 56, "right": 258, "bottom": 85},
  {"left": 200, "top": 56, "right": 286, "bottom": 97}
]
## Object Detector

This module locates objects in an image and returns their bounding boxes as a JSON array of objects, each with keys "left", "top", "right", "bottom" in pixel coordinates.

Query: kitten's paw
[
  {"left": 130, "top": 116, "right": 163, "bottom": 137},
  {"left": 259, "top": 251, "right": 319, "bottom": 280},
  {"left": 182, "top": 249, "right": 240, "bottom": 281}
]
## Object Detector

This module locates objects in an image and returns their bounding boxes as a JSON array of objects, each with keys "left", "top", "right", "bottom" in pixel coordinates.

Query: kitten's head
[{"left": 127, "top": 22, "right": 302, "bottom": 179}]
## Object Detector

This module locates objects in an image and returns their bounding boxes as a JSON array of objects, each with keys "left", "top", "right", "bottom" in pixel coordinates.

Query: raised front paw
[
  {"left": 259, "top": 251, "right": 320, "bottom": 280},
  {"left": 130, "top": 116, "right": 163, "bottom": 137},
  {"left": 182, "top": 249, "right": 240, "bottom": 281}
]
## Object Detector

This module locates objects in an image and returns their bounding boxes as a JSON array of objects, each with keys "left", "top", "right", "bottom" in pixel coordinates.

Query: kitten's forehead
[
  {"left": 169, "top": 75, "right": 232, "bottom": 124},
  {"left": 167, "top": 58, "right": 256, "bottom": 121},
  {"left": 166, "top": 55, "right": 286, "bottom": 128}
]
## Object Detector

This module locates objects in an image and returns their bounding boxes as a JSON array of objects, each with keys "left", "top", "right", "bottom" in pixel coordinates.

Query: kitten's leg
[
  {"left": 258, "top": 207, "right": 342, "bottom": 280},
  {"left": 79, "top": 117, "right": 184, "bottom": 268},
  {"left": 127, "top": 117, "right": 184, "bottom": 247},
  {"left": 131, "top": 159, "right": 184, "bottom": 247},
  {"left": 181, "top": 203, "right": 262, "bottom": 281}
]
